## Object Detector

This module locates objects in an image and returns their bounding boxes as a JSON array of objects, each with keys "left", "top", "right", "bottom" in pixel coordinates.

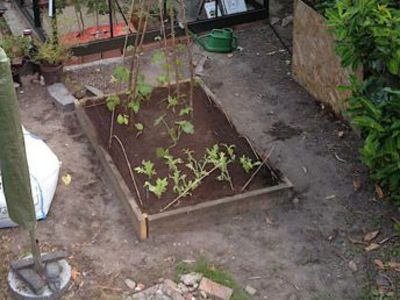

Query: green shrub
[
  {"left": 343, "top": 76, "right": 400, "bottom": 202},
  {"left": 325, "top": 0, "right": 400, "bottom": 75},
  {"left": 323, "top": 0, "right": 400, "bottom": 201}
]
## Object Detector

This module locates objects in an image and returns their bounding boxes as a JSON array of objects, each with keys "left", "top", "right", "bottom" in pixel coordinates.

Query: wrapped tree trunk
[{"left": 0, "top": 48, "right": 43, "bottom": 273}]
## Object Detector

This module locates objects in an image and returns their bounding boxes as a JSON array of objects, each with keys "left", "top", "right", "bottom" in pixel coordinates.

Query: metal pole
[
  {"left": 108, "top": 0, "right": 114, "bottom": 38},
  {"left": 32, "top": 0, "right": 41, "bottom": 28}
]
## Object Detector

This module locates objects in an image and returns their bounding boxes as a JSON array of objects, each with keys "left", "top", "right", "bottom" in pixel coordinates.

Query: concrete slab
[{"left": 47, "top": 83, "right": 76, "bottom": 111}]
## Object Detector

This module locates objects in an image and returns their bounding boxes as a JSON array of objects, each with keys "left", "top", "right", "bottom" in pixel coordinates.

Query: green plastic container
[{"left": 196, "top": 28, "right": 238, "bottom": 53}]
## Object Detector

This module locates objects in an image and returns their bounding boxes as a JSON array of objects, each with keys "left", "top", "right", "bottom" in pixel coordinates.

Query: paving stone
[
  {"left": 125, "top": 278, "right": 137, "bottom": 290},
  {"left": 245, "top": 285, "right": 257, "bottom": 296},
  {"left": 47, "top": 83, "right": 76, "bottom": 111},
  {"left": 199, "top": 277, "right": 233, "bottom": 300},
  {"left": 85, "top": 85, "right": 104, "bottom": 98}
]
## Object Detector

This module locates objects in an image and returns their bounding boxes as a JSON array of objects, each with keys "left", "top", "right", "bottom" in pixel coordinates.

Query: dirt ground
[{"left": 1, "top": 3, "right": 400, "bottom": 300}]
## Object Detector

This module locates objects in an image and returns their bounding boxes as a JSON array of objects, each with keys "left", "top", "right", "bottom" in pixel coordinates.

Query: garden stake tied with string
[{"left": 0, "top": 47, "right": 71, "bottom": 299}]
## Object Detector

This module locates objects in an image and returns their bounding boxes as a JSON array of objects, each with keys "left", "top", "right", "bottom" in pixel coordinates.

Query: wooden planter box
[
  {"left": 292, "top": 0, "right": 359, "bottom": 115},
  {"left": 75, "top": 84, "right": 293, "bottom": 240}
]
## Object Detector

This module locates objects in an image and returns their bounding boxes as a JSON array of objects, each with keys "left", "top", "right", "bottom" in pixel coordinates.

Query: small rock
[
  {"left": 227, "top": 53, "right": 234, "bottom": 58},
  {"left": 200, "top": 290, "right": 208, "bottom": 299},
  {"left": 181, "top": 272, "right": 202, "bottom": 288},
  {"left": 14, "top": 82, "right": 21, "bottom": 89},
  {"left": 125, "top": 278, "right": 137, "bottom": 290},
  {"left": 178, "top": 282, "right": 190, "bottom": 294},
  {"left": 135, "top": 283, "right": 145, "bottom": 292},
  {"left": 39, "top": 76, "right": 45, "bottom": 86},
  {"left": 293, "top": 197, "right": 300, "bottom": 204},
  {"left": 348, "top": 260, "right": 358, "bottom": 272},
  {"left": 199, "top": 277, "right": 233, "bottom": 300},
  {"left": 281, "top": 15, "right": 293, "bottom": 27},
  {"left": 245, "top": 285, "right": 257, "bottom": 296},
  {"left": 234, "top": 93, "right": 240, "bottom": 97}
]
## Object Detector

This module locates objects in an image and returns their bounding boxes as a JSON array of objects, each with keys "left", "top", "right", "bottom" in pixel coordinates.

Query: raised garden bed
[{"left": 75, "top": 82, "right": 293, "bottom": 240}]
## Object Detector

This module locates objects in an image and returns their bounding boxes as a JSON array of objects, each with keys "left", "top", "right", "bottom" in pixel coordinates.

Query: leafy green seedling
[
  {"left": 163, "top": 153, "right": 183, "bottom": 172},
  {"left": 170, "top": 170, "right": 195, "bottom": 198},
  {"left": 106, "top": 95, "right": 121, "bottom": 111},
  {"left": 167, "top": 96, "right": 179, "bottom": 112},
  {"left": 206, "top": 144, "right": 235, "bottom": 190},
  {"left": 176, "top": 120, "right": 194, "bottom": 135},
  {"left": 112, "top": 66, "right": 130, "bottom": 83},
  {"left": 184, "top": 149, "right": 208, "bottom": 180},
  {"left": 135, "top": 123, "right": 144, "bottom": 137},
  {"left": 134, "top": 160, "right": 156, "bottom": 179},
  {"left": 144, "top": 177, "right": 168, "bottom": 199},
  {"left": 156, "top": 147, "right": 169, "bottom": 158},
  {"left": 128, "top": 100, "right": 141, "bottom": 114},
  {"left": 240, "top": 155, "right": 261, "bottom": 173},
  {"left": 117, "top": 114, "right": 129, "bottom": 125},
  {"left": 179, "top": 106, "right": 193, "bottom": 116}
]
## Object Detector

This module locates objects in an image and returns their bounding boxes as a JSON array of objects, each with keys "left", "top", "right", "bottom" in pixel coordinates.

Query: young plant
[
  {"left": 117, "top": 113, "right": 129, "bottom": 125},
  {"left": 240, "top": 155, "right": 261, "bottom": 173},
  {"left": 106, "top": 95, "right": 121, "bottom": 111},
  {"left": 206, "top": 144, "right": 236, "bottom": 190},
  {"left": 184, "top": 149, "right": 208, "bottom": 180},
  {"left": 179, "top": 105, "right": 193, "bottom": 116},
  {"left": 135, "top": 123, "right": 144, "bottom": 137},
  {"left": 144, "top": 177, "right": 168, "bottom": 199},
  {"left": 162, "top": 152, "right": 183, "bottom": 172},
  {"left": 134, "top": 160, "right": 156, "bottom": 179},
  {"left": 170, "top": 169, "right": 197, "bottom": 198},
  {"left": 111, "top": 65, "right": 130, "bottom": 84},
  {"left": 175, "top": 120, "right": 195, "bottom": 135},
  {"left": 167, "top": 95, "right": 179, "bottom": 112}
]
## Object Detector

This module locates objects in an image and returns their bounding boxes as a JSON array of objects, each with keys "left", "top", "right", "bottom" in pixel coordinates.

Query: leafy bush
[
  {"left": 342, "top": 76, "right": 400, "bottom": 201},
  {"left": 0, "top": 35, "right": 30, "bottom": 59},
  {"left": 322, "top": 0, "right": 400, "bottom": 201},
  {"left": 33, "top": 41, "right": 71, "bottom": 65},
  {"left": 325, "top": 0, "right": 400, "bottom": 76}
]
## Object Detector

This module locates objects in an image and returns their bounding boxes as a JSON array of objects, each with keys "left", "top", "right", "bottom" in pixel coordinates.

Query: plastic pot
[{"left": 40, "top": 63, "right": 63, "bottom": 85}]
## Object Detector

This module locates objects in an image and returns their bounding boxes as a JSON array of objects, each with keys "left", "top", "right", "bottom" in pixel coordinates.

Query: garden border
[{"left": 74, "top": 83, "right": 293, "bottom": 240}]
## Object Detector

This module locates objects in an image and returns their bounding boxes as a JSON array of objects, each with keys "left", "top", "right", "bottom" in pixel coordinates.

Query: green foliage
[
  {"left": 167, "top": 96, "right": 179, "bottom": 112},
  {"left": 162, "top": 152, "right": 183, "bottom": 172},
  {"left": 325, "top": 0, "right": 400, "bottom": 75},
  {"left": 112, "top": 66, "right": 130, "bottom": 83},
  {"left": 323, "top": 0, "right": 400, "bottom": 203},
  {"left": 345, "top": 76, "right": 400, "bottom": 201},
  {"left": 33, "top": 41, "right": 70, "bottom": 65},
  {"left": 175, "top": 120, "right": 195, "bottom": 135},
  {"left": 116, "top": 113, "right": 129, "bottom": 125},
  {"left": 144, "top": 177, "right": 168, "bottom": 199},
  {"left": 106, "top": 95, "right": 120, "bottom": 111},
  {"left": 206, "top": 144, "right": 236, "bottom": 184},
  {"left": 135, "top": 160, "right": 156, "bottom": 179},
  {"left": 184, "top": 149, "right": 208, "bottom": 180},
  {"left": 135, "top": 123, "right": 144, "bottom": 137},
  {"left": 0, "top": 35, "right": 30, "bottom": 59},
  {"left": 239, "top": 155, "right": 261, "bottom": 173},
  {"left": 179, "top": 105, "right": 193, "bottom": 116}
]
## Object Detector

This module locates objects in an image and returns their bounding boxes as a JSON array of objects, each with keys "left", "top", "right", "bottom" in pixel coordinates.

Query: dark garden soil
[{"left": 85, "top": 83, "right": 279, "bottom": 214}]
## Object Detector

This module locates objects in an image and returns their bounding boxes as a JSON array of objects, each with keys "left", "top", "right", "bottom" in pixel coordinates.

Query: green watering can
[{"left": 195, "top": 28, "right": 238, "bottom": 53}]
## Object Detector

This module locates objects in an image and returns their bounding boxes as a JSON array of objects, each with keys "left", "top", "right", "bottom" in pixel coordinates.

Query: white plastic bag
[{"left": 0, "top": 128, "right": 60, "bottom": 228}]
